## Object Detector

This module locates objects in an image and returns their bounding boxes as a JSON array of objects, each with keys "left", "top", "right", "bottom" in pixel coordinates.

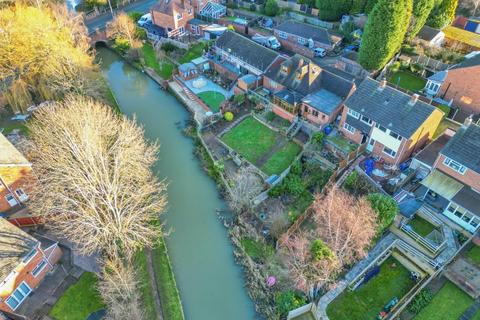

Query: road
[{"left": 85, "top": 0, "right": 157, "bottom": 33}]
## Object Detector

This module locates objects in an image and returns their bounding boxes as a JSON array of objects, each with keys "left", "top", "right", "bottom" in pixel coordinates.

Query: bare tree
[
  {"left": 227, "top": 166, "right": 263, "bottom": 213},
  {"left": 106, "top": 12, "right": 141, "bottom": 49},
  {"left": 279, "top": 233, "right": 339, "bottom": 297},
  {"left": 312, "top": 189, "right": 377, "bottom": 266},
  {"left": 97, "top": 258, "right": 144, "bottom": 320},
  {"left": 266, "top": 201, "right": 289, "bottom": 239},
  {"left": 27, "top": 95, "right": 167, "bottom": 260}
]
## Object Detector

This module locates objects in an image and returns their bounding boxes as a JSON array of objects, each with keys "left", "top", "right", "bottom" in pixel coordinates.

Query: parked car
[
  {"left": 314, "top": 47, "right": 327, "bottom": 58},
  {"left": 251, "top": 34, "right": 281, "bottom": 50},
  {"left": 137, "top": 13, "right": 152, "bottom": 27}
]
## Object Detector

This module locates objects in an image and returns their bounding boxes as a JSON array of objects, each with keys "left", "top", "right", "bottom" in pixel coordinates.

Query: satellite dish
[{"left": 308, "top": 38, "right": 314, "bottom": 49}]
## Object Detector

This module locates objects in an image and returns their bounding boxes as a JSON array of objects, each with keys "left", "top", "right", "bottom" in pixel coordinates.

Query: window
[
  {"left": 32, "top": 259, "right": 48, "bottom": 277},
  {"left": 304, "top": 105, "right": 309, "bottom": 113},
  {"left": 22, "top": 249, "right": 37, "bottom": 264},
  {"left": 360, "top": 115, "right": 373, "bottom": 125},
  {"left": 375, "top": 124, "right": 387, "bottom": 132},
  {"left": 5, "top": 282, "right": 31, "bottom": 311},
  {"left": 462, "top": 212, "right": 473, "bottom": 223},
  {"left": 428, "top": 82, "right": 439, "bottom": 92},
  {"left": 177, "top": 13, "right": 183, "bottom": 20},
  {"left": 278, "top": 31, "right": 287, "bottom": 39},
  {"left": 347, "top": 109, "right": 360, "bottom": 119},
  {"left": 188, "top": 8, "right": 192, "bottom": 14},
  {"left": 179, "top": 26, "right": 185, "bottom": 34},
  {"left": 5, "top": 194, "right": 18, "bottom": 207},
  {"left": 343, "top": 123, "right": 356, "bottom": 134},
  {"left": 312, "top": 110, "right": 319, "bottom": 117},
  {"left": 443, "top": 157, "right": 467, "bottom": 174},
  {"left": 470, "top": 218, "right": 480, "bottom": 228},
  {"left": 269, "top": 79, "right": 278, "bottom": 89},
  {"left": 297, "top": 37, "right": 306, "bottom": 45},
  {"left": 383, "top": 146, "right": 397, "bottom": 158},
  {"left": 389, "top": 131, "right": 402, "bottom": 141},
  {"left": 15, "top": 188, "right": 28, "bottom": 202}
]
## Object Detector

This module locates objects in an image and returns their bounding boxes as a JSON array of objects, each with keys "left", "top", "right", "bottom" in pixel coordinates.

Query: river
[{"left": 97, "top": 47, "right": 256, "bottom": 320}]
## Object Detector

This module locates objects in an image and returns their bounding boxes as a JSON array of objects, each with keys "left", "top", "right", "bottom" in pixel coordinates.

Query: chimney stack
[
  {"left": 464, "top": 114, "right": 473, "bottom": 127},
  {"left": 378, "top": 79, "right": 387, "bottom": 91},
  {"left": 409, "top": 94, "right": 419, "bottom": 106}
]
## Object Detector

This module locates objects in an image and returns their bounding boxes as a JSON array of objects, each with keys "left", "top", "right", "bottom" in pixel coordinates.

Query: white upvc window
[
  {"left": 177, "top": 13, "right": 183, "bottom": 20},
  {"left": 375, "top": 123, "right": 387, "bottom": 132},
  {"left": 428, "top": 81, "right": 440, "bottom": 93},
  {"left": 389, "top": 130, "right": 402, "bottom": 141},
  {"left": 5, "top": 193, "right": 18, "bottom": 207},
  {"left": 360, "top": 115, "right": 373, "bottom": 125},
  {"left": 32, "top": 259, "right": 48, "bottom": 277},
  {"left": 443, "top": 157, "right": 467, "bottom": 175},
  {"left": 5, "top": 282, "right": 32, "bottom": 311},
  {"left": 347, "top": 109, "right": 360, "bottom": 119},
  {"left": 383, "top": 146, "right": 397, "bottom": 158},
  {"left": 22, "top": 248, "right": 37, "bottom": 264},
  {"left": 297, "top": 37, "right": 306, "bottom": 45},
  {"left": 278, "top": 31, "right": 287, "bottom": 39},
  {"left": 15, "top": 188, "right": 28, "bottom": 202},
  {"left": 343, "top": 123, "right": 356, "bottom": 134}
]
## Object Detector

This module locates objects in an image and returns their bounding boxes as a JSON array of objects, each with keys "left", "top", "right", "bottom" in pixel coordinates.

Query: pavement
[{"left": 85, "top": 0, "right": 157, "bottom": 33}]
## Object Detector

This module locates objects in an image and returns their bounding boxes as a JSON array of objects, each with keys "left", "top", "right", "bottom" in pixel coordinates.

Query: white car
[
  {"left": 314, "top": 47, "right": 327, "bottom": 58},
  {"left": 137, "top": 13, "right": 152, "bottom": 27}
]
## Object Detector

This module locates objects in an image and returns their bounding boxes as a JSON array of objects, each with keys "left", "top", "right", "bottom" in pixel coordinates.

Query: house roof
[
  {"left": 417, "top": 25, "right": 443, "bottom": 42},
  {"left": 344, "top": 78, "right": 437, "bottom": 138},
  {"left": 421, "top": 169, "right": 464, "bottom": 200},
  {"left": 151, "top": 0, "right": 190, "bottom": 15},
  {"left": 214, "top": 31, "right": 280, "bottom": 73},
  {"left": 274, "top": 89, "right": 304, "bottom": 105},
  {"left": 264, "top": 54, "right": 354, "bottom": 98},
  {"left": 414, "top": 133, "right": 452, "bottom": 168},
  {"left": 238, "top": 74, "right": 257, "bottom": 85},
  {"left": 188, "top": 18, "right": 208, "bottom": 26},
  {"left": 302, "top": 89, "right": 342, "bottom": 115},
  {"left": 179, "top": 62, "right": 196, "bottom": 73},
  {"left": 0, "top": 133, "right": 30, "bottom": 166},
  {"left": 450, "top": 52, "right": 480, "bottom": 70},
  {"left": 427, "top": 70, "right": 448, "bottom": 82},
  {"left": 0, "top": 218, "right": 38, "bottom": 282},
  {"left": 443, "top": 26, "right": 480, "bottom": 49},
  {"left": 452, "top": 186, "right": 480, "bottom": 216},
  {"left": 441, "top": 123, "right": 480, "bottom": 172},
  {"left": 275, "top": 20, "right": 338, "bottom": 46}
]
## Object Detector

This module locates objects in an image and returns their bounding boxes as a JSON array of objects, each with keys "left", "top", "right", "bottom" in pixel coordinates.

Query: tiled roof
[
  {"left": 302, "top": 89, "right": 342, "bottom": 115},
  {"left": 0, "top": 218, "right": 38, "bottom": 282},
  {"left": 344, "top": 78, "right": 437, "bottom": 138},
  {"left": 0, "top": 133, "right": 30, "bottom": 166},
  {"left": 417, "top": 25, "right": 442, "bottom": 42},
  {"left": 345, "top": 114, "right": 371, "bottom": 134},
  {"left": 414, "top": 133, "right": 451, "bottom": 168},
  {"left": 215, "top": 31, "right": 280, "bottom": 73},
  {"left": 275, "top": 20, "right": 335, "bottom": 46},
  {"left": 427, "top": 70, "right": 448, "bottom": 82},
  {"left": 151, "top": 0, "right": 190, "bottom": 15},
  {"left": 452, "top": 186, "right": 480, "bottom": 216},
  {"left": 441, "top": 123, "right": 480, "bottom": 172},
  {"left": 264, "top": 54, "right": 354, "bottom": 98}
]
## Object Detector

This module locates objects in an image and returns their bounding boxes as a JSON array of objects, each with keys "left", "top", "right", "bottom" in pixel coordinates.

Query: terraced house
[
  {"left": 420, "top": 119, "right": 480, "bottom": 233},
  {"left": 339, "top": 78, "right": 444, "bottom": 166},
  {"left": 263, "top": 54, "right": 355, "bottom": 127}
]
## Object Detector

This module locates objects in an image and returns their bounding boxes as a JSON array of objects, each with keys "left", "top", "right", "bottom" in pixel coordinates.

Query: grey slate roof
[
  {"left": 345, "top": 114, "right": 371, "bottom": 134},
  {"left": 274, "top": 20, "right": 333, "bottom": 46},
  {"left": 427, "top": 70, "right": 448, "bottom": 82},
  {"left": 450, "top": 52, "right": 480, "bottom": 70},
  {"left": 302, "top": 89, "right": 342, "bottom": 115},
  {"left": 417, "top": 25, "right": 442, "bottom": 42},
  {"left": 452, "top": 186, "right": 480, "bottom": 216},
  {"left": 415, "top": 133, "right": 451, "bottom": 168},
  {"left": 215, "top": 31, "right": 280, "bottom": 73},
  {"left": 0, "top": 218, "right": 38, "bottom": 282},
  {"left": 344, "top": 78, "right": 437, "bottom": 138},
  {"left": 441, "top": 123, "right": 480, "bottom": 172}
]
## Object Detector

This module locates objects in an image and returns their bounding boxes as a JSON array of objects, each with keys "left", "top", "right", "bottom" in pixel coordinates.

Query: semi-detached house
[{"left": 339, "top": 78, "right": 444, "bottom": 166}]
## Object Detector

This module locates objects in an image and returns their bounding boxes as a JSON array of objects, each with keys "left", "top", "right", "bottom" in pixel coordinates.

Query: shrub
[
  {"left": 316, "top": 0, "right": 352, "bottom": 21},
  {"left": 233, "top": 94, "right": 245, "bottom": 105},
  {"left": 367, "top": 193, "right": 399, "bottom": 232},
  {"left": 312, "top": 132, "right": 325, "bottom": 145},
  {"left": 128, "top": 12, "right": 143, "bottom": 22},
  {"left": 113, "top": 37, "right": 130, "bottom": 54},
  {"left": 427, "top": 0, "right": 458, "bottom": 29},
  {"left": 224, "top": 111, "right": 234, "bottom": 122},
  {"left": 344, "top": 171, "right": 359, "bottom": 191},
  {"left": 226, "top": 2, "right": 238, "bottom": 9},
  {"left": 401, "top": 44, "right": 416, "bottom": 56},
  {"left": 283, "top": 174, "right": 306, "bottom": 196},
  {"left": 264, "top": 0, "right": 280, "bottom": 16},
  {"left": 407, "top": 289, "right": 433, "bottom": 314},
  {"left": 389, "top": 61, "right": 401, "bottom": 73},
  {"left": 135, "top": 27, "right": 147, "bottom": 40},
  {"left": 276, "top": 291, "right": 307, "bottom": 316},
  {"left": 310, "top": 239, "right": 335, "bottom": 261},
  {"left": 249, "top": 3, "right": 257, "bottom": 11},
  {"left": 290, "top": 161, "right": 302, "bottom": 175},
  {"left": 161, "top": 42, "right": 176, "bottom": 53},
  {"left": 410, "top": 62, "right": 423, "bottom": 74}
]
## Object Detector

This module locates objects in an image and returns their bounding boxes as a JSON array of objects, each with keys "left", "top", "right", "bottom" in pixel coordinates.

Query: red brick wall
[
  {"left": 434, "top": 154, "right": 480, "bottom": 191},
  {"left": 338, "top": 106, "right": 365, "bottom": 144},
  {"left": 272, "top": 105, "right": 296, "bottom": 122},
  {"left": 0, "top": 166, "right": 33, "bottom": 213},
  {"left": 262, "top": 76, "right": 285, "bottom": 93},
  {"left": 302, "top": 103, "right": 338, "bottom": 127},
  {"left": 151, "top": 4, "right": 193, "bottom": 35},
  {"left": 438, "top": 66, "right": 480, "bottom": 115}
]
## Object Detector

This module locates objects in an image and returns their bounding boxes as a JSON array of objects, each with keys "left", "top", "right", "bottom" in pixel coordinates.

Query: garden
[
  {"left": 197, "top": 91, "right": 226, "bottom": 113},
  {"left": 327, "top": 256, "right": 415, "bottom": 320},
  {"left": 221, "top": 116, "right": 301, "bottom": 176},
  {"left": 407, "top": 215, "right": 438, "bottom": 238}
]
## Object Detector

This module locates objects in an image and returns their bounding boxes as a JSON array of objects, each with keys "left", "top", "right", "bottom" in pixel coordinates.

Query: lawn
[
  {"left": 134, "top": 250, "right": 158, "bottom": 320},
  {"left": 197, "top": 91, "right": 225, "bottom": 112},
  {"left": 222, "top": 117, "right": 278, "bottom": 164},
  {"left": 261, "top": 142, "right": 302, "bottom": 176},
  {"left": 415, "top": 281, "right": 473, "bottom": 320},
  {"left": 327, "top": 256, "right": 415, "bottom": 320},
  {"left": 240, "top": 238, "right": 275, "bottom": 262},
  {"left": 151, "top": 238, "right": 184, "bottom": 320},
  {"left": 179, "top": 42, "right": 207, "bottom": 64},
  {"left": 49, "top": 272, "right": 105, "bottom": 320},
  {"left": 408, "top": 216, "right": 437, "bottom": 237},
  {"left": 467, "top": 245, "right": 480, "bottom": 265},
  {"left": 142, "top": 43, "right": 175, "bottom": 79},
  {"left": 388, "top": 71, "right": 427, "bottom": 92}
]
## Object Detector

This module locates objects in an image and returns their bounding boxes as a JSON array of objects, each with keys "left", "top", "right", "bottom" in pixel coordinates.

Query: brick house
[
  {"left": 0, "top": 134, "right": 32, "bottom": 215},
  {"left": 151, "top": 0, "right": 195, "bottom": 38},
  {"left": 0, "top": 218, "right": 62, "bottom": 313},
  {"left": 424, "top": 53, "right": 480, "bottom": 117},
  {"left": 273, "top": 20, "right": 341, "bottom": 58},
  {"left": 211, "top": 31, "right": 282, "bottom": 80},
  {"left": 339, "top": 78, "right": 444, "bottom": 166},
  {"left": 419, "top": 119, "right": 480, "bottom": 233},
  {"left": 262, "top": 54, "right": 355, "bottom": 126}
]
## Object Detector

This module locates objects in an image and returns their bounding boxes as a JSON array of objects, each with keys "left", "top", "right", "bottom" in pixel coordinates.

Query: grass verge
[
  {"left": 49, "top": 272, "right": 104, "bottom": 320},
  {"left": 142, "top": 43, "right": 175, "bottom": 79},
  {"left": 134, "top": 250, "right": 158, "bottom": 320}
]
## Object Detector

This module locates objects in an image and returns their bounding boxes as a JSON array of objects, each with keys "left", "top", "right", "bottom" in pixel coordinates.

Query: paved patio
[{"left": 182, "top": 75, "right": 231, "bottom": 99}]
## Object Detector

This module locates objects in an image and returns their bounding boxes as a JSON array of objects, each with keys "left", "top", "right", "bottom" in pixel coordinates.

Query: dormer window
[
  {"left": 188, "top": 8, "right": 192, "bottom": 14},
  {"left": 177, "top": 13, "right": 183, "bottom": 19},
  {"left": 281, "top": 65, "right": 289, "bottom": 74},
  {"left": 443, "top": 157, "right": 467, "bottom": 175},
  {"left": 347, "top": 109, "right": 360, "bottom": 119}
]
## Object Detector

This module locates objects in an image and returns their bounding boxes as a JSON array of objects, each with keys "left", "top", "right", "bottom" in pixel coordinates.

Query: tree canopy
[
  {"left": 350, "top": 0, "right": 368, "bottom": 13},
  {"left": 406, "top": 0, "right": 435, "bottom": 41},
  {"left": 364, "top": 0, "right": 380, "bottom": 13},
  {"left": 426, "top": 0, "right": 458, "bottom": 28},
  {"left": 264, "top": 0, "right": 280, "bottom": 16},
  {"left": 367, "top": 193, "right": 399, "bottom": 232},
  {"left": 0, "top": 4, "right": 100, "bottom": 113},
  {"left": 358, "top": 0, "right": 413, "bottom": 70},
  {"left": 316, "top": 0, "right": 352, "bottom": 21}
]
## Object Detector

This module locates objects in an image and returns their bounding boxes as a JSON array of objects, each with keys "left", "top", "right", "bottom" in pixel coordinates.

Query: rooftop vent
[
  {"left": 409, "top": 94, "right": 419, "bottom": 106},
  {"left": 378, "top": 79, "right": 387, "bottom": 91}
]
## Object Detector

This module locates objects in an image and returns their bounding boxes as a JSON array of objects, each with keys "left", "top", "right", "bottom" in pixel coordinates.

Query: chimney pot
[
  {"left": 409, "top": 94, "right": 419, "bottom": 106},
  {"left": 378, "top": 79, "right": 387, "bottom": 91},
  {"left": 464, "top": 114, "right": 473, "bottom": 127}
]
